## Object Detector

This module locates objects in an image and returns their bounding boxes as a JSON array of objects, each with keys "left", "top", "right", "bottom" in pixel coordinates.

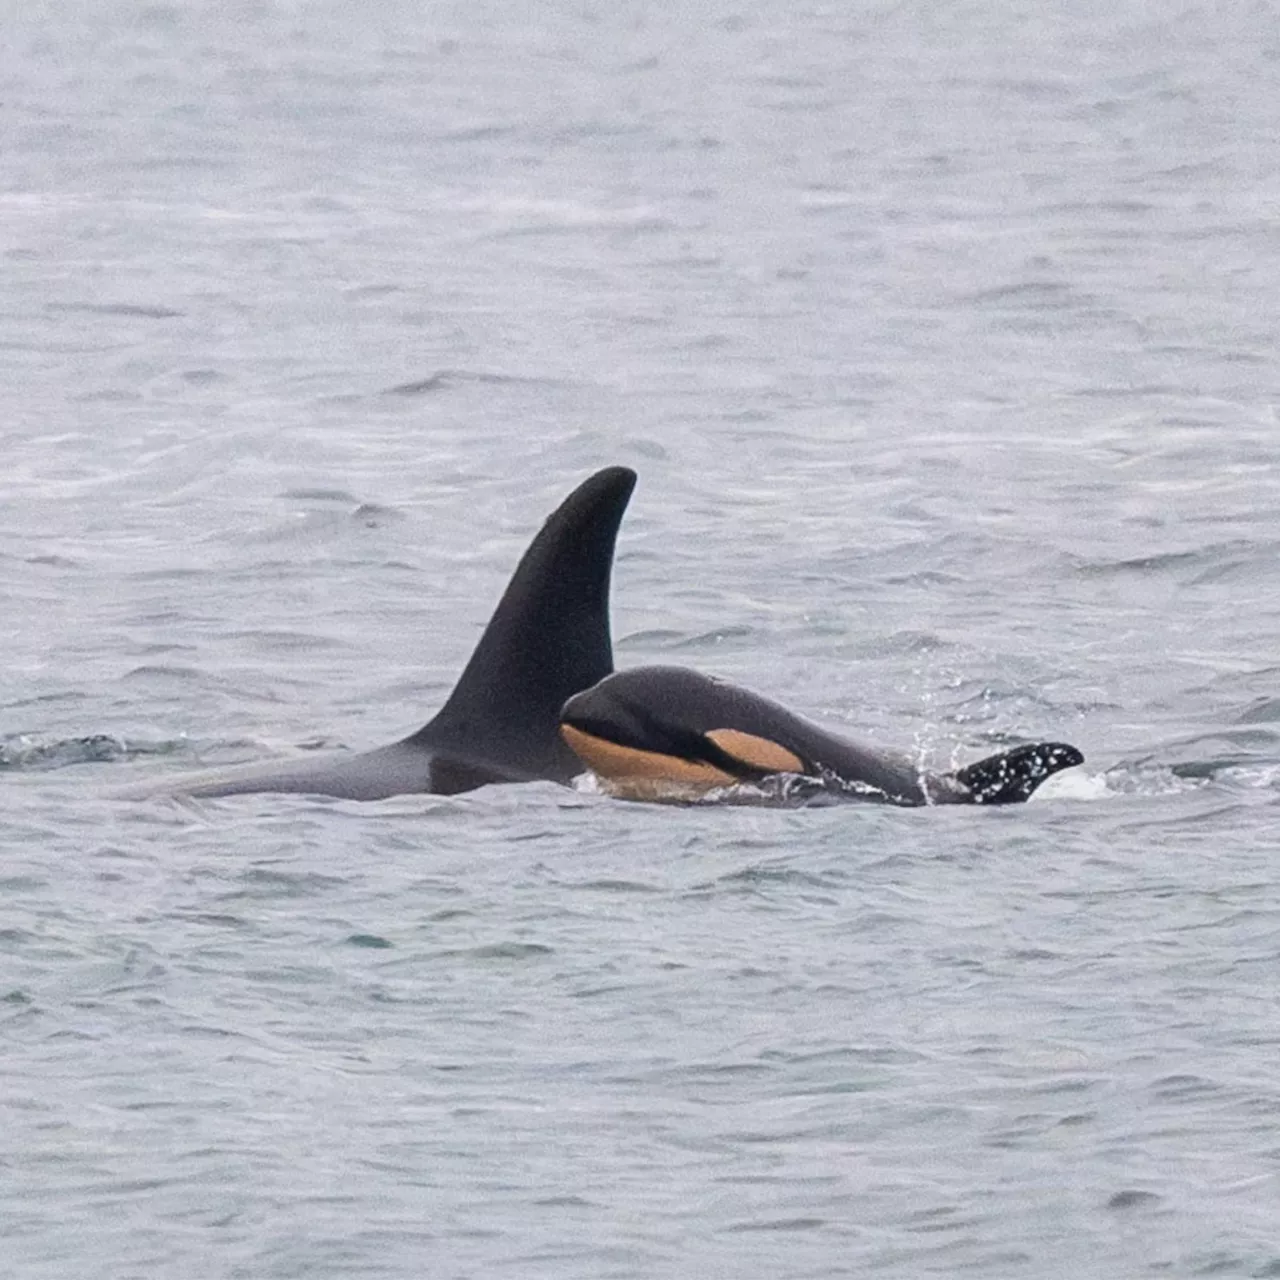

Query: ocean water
[{"left": 4, "top": 2, "right": 1279, "bottom": 1276}]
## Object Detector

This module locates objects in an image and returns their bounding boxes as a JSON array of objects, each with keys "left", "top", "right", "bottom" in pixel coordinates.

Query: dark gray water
[{"left": 4, "top": 2, "right": 1280, "bottom": 1276}]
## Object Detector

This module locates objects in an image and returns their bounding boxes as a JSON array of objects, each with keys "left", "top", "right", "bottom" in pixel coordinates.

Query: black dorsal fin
[
  {"left": 953, "top": 741, "right": 1084, "bottom": 804},
  {"left": 407, "top": 467, "right": 637, "bottom": 783}
]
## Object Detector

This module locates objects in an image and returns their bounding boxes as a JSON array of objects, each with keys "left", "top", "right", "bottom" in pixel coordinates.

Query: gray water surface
[{"left": 4, "top": 2, "right": 1280, "bottom": 1276}]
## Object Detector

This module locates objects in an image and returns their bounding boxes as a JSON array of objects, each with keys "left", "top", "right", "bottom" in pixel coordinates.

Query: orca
[
  {"left": 121, "top": 467, "right": 637, "bottom": 800},
  {"left": 560, "top": 665, "right": 1083, "bottom": 806}
]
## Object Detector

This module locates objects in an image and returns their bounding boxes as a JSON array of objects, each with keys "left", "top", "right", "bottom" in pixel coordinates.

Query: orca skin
[
  {"left": 121, "top": 467, "right": 637, "bottom": 800},
  {"left": 560, "top": 665, "right": 1083, "bottom": 806}
]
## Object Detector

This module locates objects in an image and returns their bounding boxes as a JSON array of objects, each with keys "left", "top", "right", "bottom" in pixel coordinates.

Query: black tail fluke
[
  {"left": 954, "top": 742, "right": 1084, "bottom": 805},
  {"left": 409, "top": 467, "right": 637, "bottom": 783}
]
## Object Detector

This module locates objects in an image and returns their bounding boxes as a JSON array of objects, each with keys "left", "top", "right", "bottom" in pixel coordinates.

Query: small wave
[
  {"left": 959, "top": 279, "right": 1079, "bottom": 308},
  {"left": 1102, "top": 760, "right": 1208, "bottom": 796},
  {"left": 1213, "top": 763, "right": 1280, "bottom": 790},
  {"left": 220, "top": 869, "right": 348, "bottom": 902},
  {"left": 1073, "top": 548, "right": 1205, "bottom": 578},
  {"left": 1107, "top": 1189, "right": 1163, "bottom": 1212},
  {"left": 1069, "top": 540, "right": 1273, "bottom": 584},
  {"left": 565, "top": 878, "right": 662, "bottom": 894},
  {"left": 25, "top": 553, "right": 81, "bottom": 569},
  {"left": 47, "top": 301, "right": 184, "bottom": 320},
  {"left": 224, "top": 629, "right": 350, "bottom": 654},
  {"left": 1136, "top": 726, "right": 1279, "bottom": 776},
  {"left": 1100, "top": 745, "right": 1280, "bottom": 796},
  {"left": 1237, "top": 697, "right": 1280, "bottom": 725},
  {"left": 671, "top": 626, "right": 757, "bottom": 651},
  {"left": 430, "top": 941, "right": 554, "bottom": 963},
  {"left": 382, "top": 373, "right": 450, "bottom": 396},
  {"left": 583, "top": 768, "right": 894, "bottom": 810},
  {"left": 705, "top": 772, "right": 895, "bottom": 808},
  {"left": 946, "top": 680, "right": 1063, "bottom": 716},
  {"left": 614, "top": 625, "right": 759, "bottom": 652},
  {"left": 380, "top": 369, "right": 570, "bottom": 396},
  {"left": 279, "top": 486, "right": 360, "bottom": 503},
  {"left": 1033, "top": 770, "right": 1110, "bottom": 802},
  {"left": 704, "top": 862, "right": 845, "bottom": 892},
  {"left": 0, "top": 734, "right": 178, "bottom": 772},
  {"left": 845, "top": 629, "right": 950, "bottom": 659}
]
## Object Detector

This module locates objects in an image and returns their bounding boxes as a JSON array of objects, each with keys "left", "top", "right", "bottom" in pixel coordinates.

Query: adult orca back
[{"left": 120, "top": 466, "right": 637, "bottom": 800}]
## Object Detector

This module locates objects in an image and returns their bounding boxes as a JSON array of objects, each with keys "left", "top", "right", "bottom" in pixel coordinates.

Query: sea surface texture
[{"left": 4, "top": 2, "right": 1279, "bottom": 1276}]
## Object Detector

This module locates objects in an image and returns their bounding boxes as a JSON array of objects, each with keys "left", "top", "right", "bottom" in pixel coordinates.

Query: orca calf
[
  {"left": 561, "top": 666, "right": 1083, "bottom": 806},
  {"left": 121, "top": 467, "right": 637, "bottom": 800}
]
